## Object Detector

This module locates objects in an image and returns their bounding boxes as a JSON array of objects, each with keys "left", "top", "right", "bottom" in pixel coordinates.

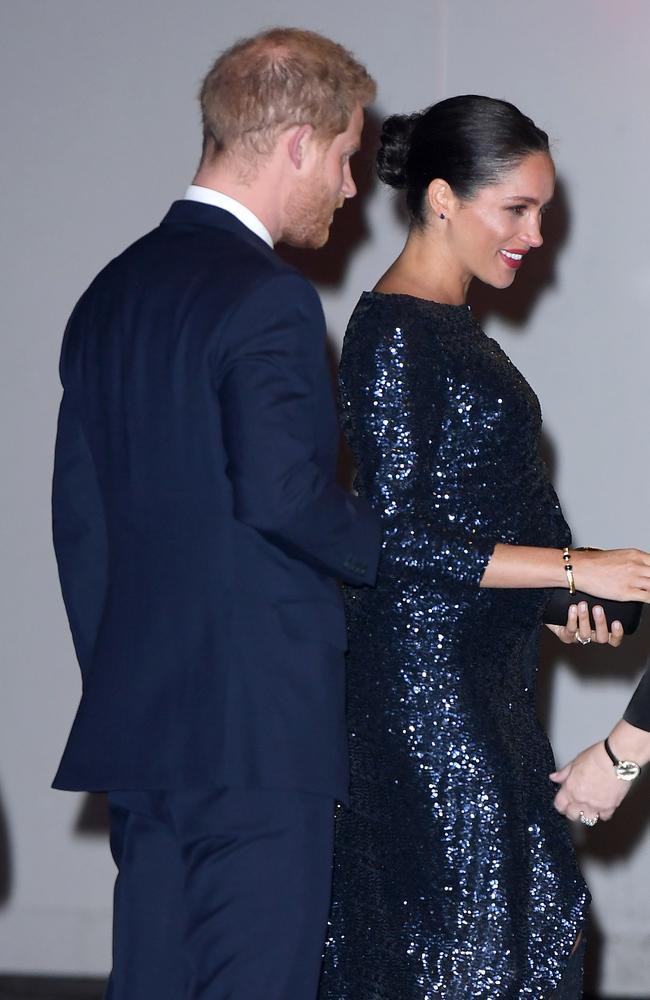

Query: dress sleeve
[{"left": 339, "top": 313, "right": 496, "bottom": 593}]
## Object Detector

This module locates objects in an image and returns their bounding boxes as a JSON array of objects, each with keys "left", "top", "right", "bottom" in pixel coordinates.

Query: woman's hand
[
  {"left": 572, "top": 548, "right": 650, "bottom": 603},
  {"left": 546, "top": 601, "right": 624, "bottom": 647}
]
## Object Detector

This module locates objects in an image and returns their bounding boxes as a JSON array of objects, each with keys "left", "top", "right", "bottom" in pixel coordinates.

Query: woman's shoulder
[{"left": 344, "top": 290, "right": 476, "bottom": 351}]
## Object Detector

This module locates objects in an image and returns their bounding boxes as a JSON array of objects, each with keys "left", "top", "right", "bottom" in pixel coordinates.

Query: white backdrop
[{"left": 1, "top": 1, "right": 648, "bottom": 994}]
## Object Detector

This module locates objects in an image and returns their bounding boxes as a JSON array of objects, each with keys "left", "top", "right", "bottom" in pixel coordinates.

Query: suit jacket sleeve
[
  {"left": 623, "top": 665, "right": 650, "bottom": 732},
  {"left": 217, "top": 273, "right": 381, "bottom": 586},
  {"left": 52, "top": 384, "right": 109, "bottom": 676}
]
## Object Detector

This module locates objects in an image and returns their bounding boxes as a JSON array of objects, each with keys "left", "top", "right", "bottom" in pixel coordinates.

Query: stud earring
[{"left": 439, "top": 212, "right": 446, "bottom": 220}]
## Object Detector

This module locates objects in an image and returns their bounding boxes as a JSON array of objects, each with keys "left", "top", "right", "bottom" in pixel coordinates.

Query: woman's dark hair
[{"left": 377, "top": 95, "right": 550, "bottom": 225}]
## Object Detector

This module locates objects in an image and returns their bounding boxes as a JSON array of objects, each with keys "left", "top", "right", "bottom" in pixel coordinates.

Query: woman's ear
[
  {"left": 427, "top": 179, "right": 454, "bottom": 220},
  {"left": 287, "top": 123, "right": 314, "bottom": 170}
]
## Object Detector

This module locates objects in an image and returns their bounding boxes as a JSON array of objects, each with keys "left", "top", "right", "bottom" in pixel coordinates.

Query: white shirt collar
[{"left": 183, "top": 185, "right": 274, "bottom": 248}]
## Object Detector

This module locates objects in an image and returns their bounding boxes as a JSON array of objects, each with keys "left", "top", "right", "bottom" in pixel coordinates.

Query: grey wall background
[{"left": 0, "top": 1, "right": 648, "bottom": 994}]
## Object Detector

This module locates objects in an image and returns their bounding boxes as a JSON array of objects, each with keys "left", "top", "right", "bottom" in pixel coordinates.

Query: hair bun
[{"left": 376, "top": 112, "right": 419, "bottom": 189}]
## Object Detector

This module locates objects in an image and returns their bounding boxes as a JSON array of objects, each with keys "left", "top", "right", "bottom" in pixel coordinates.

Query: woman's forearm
[
  {"left": 480, "top": 544, "right": 567, "bottom": 589},
  {"left": 480, "top": 543, "right": 650, "bottom": 603}
]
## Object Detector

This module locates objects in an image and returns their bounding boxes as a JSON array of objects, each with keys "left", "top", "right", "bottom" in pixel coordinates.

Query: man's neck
[
  {"left": 184, "top": 186, "right": 274, "bottom": 248},
  {"left": 191, "top": 165, "right": 283, "bottom": 244}
]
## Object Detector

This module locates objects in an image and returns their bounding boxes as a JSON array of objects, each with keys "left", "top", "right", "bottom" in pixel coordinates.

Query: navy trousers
[{"left": 104, "top": 788, "right": 335, "bottom": 1000}]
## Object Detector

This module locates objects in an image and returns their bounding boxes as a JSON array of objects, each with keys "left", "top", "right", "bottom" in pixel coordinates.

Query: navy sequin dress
[{"left": 319, "top": 293, "right": 589, "bottom": 1000}]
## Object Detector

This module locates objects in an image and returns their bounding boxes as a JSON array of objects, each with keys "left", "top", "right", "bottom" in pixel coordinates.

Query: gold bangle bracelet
[{"left": 562, "top": 546, "right": 576, "bottom": 595}]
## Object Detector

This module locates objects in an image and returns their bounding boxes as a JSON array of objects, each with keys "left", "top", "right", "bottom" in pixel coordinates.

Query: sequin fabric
[{"left": 319, "top": 293, "right": 589, "bottom": 1000}]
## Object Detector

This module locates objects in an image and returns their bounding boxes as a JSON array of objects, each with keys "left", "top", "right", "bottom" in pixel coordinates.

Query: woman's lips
[{"left": 499, "top": 248, "right": 528, "bottom": 269}]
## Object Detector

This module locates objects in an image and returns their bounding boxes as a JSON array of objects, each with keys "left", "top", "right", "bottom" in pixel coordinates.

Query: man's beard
[{"left": 282, "top": 176, "right": 339, "bottom": 249}]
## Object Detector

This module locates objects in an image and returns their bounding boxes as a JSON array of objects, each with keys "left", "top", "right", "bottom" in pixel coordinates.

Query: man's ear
[{"left": 287, "top": 123, "right": 314, "bottom": 169}]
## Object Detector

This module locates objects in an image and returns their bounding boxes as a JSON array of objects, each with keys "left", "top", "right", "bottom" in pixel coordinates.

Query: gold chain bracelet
[{"left": 562, "top": 546, "right": 576, "bottom": 595}]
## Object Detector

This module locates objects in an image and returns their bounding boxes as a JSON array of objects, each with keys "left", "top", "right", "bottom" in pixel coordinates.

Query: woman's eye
[{"left": 508, "top": 205, "right": 526, "bottom": 216}]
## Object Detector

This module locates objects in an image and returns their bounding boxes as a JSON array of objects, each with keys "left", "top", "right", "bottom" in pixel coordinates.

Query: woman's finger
[
  {"left": 557, "top": 603, "right": 579, "bottom": 644},
  {"left": 608, "top": 620, "right": 624, "bottom": 647},
  {"left": 591, "top": 605, "right": 610, "bottom": 644},
  {"left": 577, "top": 602, "right": 593, "bottom": 644},
  {"left": 564, "top": 604, "right": 578, "bottom": 630}
]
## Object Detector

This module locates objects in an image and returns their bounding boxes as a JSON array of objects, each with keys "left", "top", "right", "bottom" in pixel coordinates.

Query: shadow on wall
[
  {"left": 0, "top": 791, "right": 12, "bottom": 906},
  {"left": 75, "top": 793, "right": 110, "bottom": 835}
]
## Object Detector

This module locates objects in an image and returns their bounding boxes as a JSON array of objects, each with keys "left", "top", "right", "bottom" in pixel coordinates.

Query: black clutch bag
[{"left": 544, "top": 589, "right": 643, "bottom": 635}]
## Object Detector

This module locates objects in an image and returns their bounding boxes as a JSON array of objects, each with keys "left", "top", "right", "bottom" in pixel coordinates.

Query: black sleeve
[{"left": 623, "top": 666, "right": 650, "bottom": 732}]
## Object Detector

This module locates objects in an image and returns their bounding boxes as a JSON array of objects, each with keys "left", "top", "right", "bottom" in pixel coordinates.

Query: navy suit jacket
[{"left": 52, "top": 200, "right": 381, "bottom": 799}]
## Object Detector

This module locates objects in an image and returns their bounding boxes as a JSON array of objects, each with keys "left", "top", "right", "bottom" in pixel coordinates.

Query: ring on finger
[
  {"left": 575, "top": 634, "right": 592, "bottom": 646},
  {"left": 579, "top": 811, "right": 599, "bottom": 827}
]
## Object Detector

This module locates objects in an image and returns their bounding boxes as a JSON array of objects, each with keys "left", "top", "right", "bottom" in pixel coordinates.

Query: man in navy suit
[{"left": 52, "top": 28, "right": 380, "bottom": 999}]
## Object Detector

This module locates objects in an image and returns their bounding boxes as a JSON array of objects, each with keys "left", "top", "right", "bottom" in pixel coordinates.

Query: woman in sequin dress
[{"left": 318, "top": 96, "right": 650, "bottom": 1000}]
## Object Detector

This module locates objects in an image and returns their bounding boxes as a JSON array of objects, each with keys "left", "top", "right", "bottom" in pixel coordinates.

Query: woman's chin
[{"left": 489, "top": 269, "right": 518, "bottom": 290}]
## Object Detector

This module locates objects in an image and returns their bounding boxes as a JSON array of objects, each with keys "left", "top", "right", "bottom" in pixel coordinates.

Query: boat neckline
[{"left": 361, "top": 290, "right": 471, "bottom": 310}]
